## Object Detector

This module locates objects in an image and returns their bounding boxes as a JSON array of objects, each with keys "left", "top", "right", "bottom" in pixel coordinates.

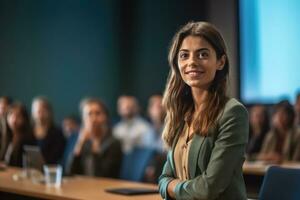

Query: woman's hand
[{"left": 167, "top": 179, "right": 181, "bottom": 198}]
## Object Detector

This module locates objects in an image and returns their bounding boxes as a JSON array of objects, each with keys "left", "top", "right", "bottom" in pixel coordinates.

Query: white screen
[{"left": 239, "top": 0, "right": 300, "bottom": 104}]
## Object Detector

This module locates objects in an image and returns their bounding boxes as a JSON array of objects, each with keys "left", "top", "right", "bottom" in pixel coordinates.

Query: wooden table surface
[
  {"left": 0, "top": 167, "right": 161, "bottom": 200},
  {"left": 243, "top": 161, "right": 300, "bottom": 176}
]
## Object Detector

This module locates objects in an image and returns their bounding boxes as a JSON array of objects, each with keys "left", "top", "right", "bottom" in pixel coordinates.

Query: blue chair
[
  {"left": 120, "top": 147, "right": 156, "bottom": 182},
  {"left": 258, "top": 166, "right": 300, "bottom": 200}
]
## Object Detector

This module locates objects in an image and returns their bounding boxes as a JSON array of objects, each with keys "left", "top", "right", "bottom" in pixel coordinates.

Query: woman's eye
[
  {"left": 199, "top": 52, "right": 209, "bottom": 59},
  {"left": 179, "top": 52, "right": 188, "bottom": 59}
]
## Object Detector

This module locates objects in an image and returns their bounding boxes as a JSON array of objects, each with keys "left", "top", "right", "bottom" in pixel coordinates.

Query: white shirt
[{"left": 113, "top": 116, "right": 152, "bottom": 153}]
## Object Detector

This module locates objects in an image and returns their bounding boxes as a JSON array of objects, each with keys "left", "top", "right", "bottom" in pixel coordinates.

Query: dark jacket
[
  {"left": 37, "top": 126, "right": 66, "bottom": 164},
  {"left": 71, "top": 135, "right": 122, "bottom": 178},
  {"left": 5, "top": 133, "right": 36, "bottom": 167}
]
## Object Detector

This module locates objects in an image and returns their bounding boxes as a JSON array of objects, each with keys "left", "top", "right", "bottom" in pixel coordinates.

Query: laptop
[{"left": 23, "top": 145, "right": 45, "bottom": 172}]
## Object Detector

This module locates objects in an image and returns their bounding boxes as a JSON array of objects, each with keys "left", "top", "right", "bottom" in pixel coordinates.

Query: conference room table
[
  {"left": 243, "top": 161, "right": 300, "bottom": 175},
  {"left": 2, "top": 162, "right": 300, "bottom": 199},
  {"left": 0, "top": 167, "right": 161, "bottom": 200}
]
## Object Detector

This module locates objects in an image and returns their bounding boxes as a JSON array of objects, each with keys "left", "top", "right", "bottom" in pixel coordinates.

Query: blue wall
[{"left": 0, "top": 0, "right": 207, "bottom": 122}]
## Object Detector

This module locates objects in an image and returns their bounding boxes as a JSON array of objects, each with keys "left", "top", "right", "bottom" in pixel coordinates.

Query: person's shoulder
[
  {"left": 264, "top": 130, "right": 274, "bottom": 141},
  {"left": 224, "top": 98, "right": 246, "bottom": 111},
  {"left": 223, "top": 98, "right": 248, "bottom": 116},
  {"left": 134, "top": 116, "right": 152, "bottom": 128},
  {"left": 112, "top": 121, "right": 125, "bottom": 131},
  {"left": 219, "top": 98, "right": 248, "bottom": 123}
]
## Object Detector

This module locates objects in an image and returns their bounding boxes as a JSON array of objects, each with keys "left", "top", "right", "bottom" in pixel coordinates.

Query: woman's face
[
  {"left": 272, "top": 109, "right": 288, "bottom": 131},
  {"left": 177, "top": 35, "right": 225, "bottom": 90},
  {"left": 8, "top": 108, "right": 24, "bottom": 132},
  {"left": 250, "top": 106, "right": 266, "bottom": 127}
]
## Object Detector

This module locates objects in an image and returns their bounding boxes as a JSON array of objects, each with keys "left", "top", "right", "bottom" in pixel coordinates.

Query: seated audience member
[
  {"left": 5, "top": 102, "right": 36, "bottom": 167},
  {"left": 246, "top": 104, "right": 270, "bottom": 159},
  {"left": 62, "top": 115, "right": 80, "bottom": 138},
  {"left": 143, "top": 94, "right": 167, "bottom": 183},
  {"left": 71, "top": 98, "right": 122, "bottom": 178},
  {"left": 113, "top": 95, "right": 152, "bottom": 154},
  {"left": 143, "top": 94, "right": 165, "bottom": 152},
  {"left": 295, "top": 92, "right": 300, "bottom": 129},
  {"left": 31, "top": 97, "right": 65, "bottom": 164},
  {"left": 258, "top": 101, "right": 300, "bottom": 163},
  {"left": 61, "top": 115, "right": 80, "bottom": 175},
  {"left": 0, "top": 96, "right": 12, "bottom": 160}
]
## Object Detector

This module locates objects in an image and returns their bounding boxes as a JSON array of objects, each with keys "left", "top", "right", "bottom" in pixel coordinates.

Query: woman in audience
[
  {"left": 5, "top": 102, "right": 36, "bottom": 167},
  {"left": 246, "top": 104, "right": 270, "bottom": 159},
  {"left": 31, "top": 97, "right": 65, "bottom": 164},
  {"left": 71, "top": 98, "right": 122, "bottom": 178},
  {"left": 0, "top": 96, "right": 12, "bottom": 161},
  {"left": 294, "top": 92, "right": 300, "bottom": 129},
  {"left": 258, "top": 101, "right": 300, "bottom": 163}
]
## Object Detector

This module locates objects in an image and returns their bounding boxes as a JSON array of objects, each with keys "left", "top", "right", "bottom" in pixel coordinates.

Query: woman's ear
[{"left": 217, "top": 55, "right": 226, "bottom": 70}]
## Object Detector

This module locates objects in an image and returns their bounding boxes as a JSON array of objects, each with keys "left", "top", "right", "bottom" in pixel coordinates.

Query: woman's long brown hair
[{"left": 162, "top": 21, "right": 229, "bottom": 147}]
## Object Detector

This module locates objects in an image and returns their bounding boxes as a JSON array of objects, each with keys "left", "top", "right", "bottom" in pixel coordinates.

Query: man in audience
[
  {"left": 61, "top": 115, "right": 80, "bottom": 175},
  {"left": 143, "top": 94, "right": 167, "bottom": 183},
  {"left": 71, "top": 98, "right": 122, "bottom": 178},
  {"left": 62, "top": 115, "right": 80, "bottom": 138},
  {"left": 143, "top": 94, "right": 165, "bottom": 152},
  {"left": 0, "top": 96, "right": 12, "bottom": 160},
  {"left": 113, "top": 95, "right": 152, "bottom": 154}
]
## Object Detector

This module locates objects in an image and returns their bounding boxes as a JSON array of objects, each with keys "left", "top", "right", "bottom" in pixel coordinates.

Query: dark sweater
[{"left": 71, "top": 135, "right": 122, "bottom": 178}]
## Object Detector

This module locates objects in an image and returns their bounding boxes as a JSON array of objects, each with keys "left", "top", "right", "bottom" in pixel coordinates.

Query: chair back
[
  {"left": 120, "top": 147, "right": 155, "bottom": 181},
  {"left": 259, "top": 166, "right": 300, "bottom": 200}
]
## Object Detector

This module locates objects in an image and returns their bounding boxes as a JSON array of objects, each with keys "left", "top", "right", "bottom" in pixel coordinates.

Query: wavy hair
[{"left": 162, "top": 21, "right": 229, "bottom": 147}]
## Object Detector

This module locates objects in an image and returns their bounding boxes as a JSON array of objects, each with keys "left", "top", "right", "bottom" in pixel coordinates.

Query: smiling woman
[
  {"left": 178, "top": 35, "right": 225, "bottom": 91},
  {"left": 158, "top": 21, "right": 249, "bottom": 200}
]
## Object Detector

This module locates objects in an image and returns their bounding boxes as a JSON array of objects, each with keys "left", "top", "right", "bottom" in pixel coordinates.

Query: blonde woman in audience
[
  {"left": 31, "top": 97, "right": 65, "bottom": 164},
  {"left": 258, "top": 101, "right": 300, "bottom": 163},
  {"left": 71, "top": 98, "right": 122, "bottom": 178}
]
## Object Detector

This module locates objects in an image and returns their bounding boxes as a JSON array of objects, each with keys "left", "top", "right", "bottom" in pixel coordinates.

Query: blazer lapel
[{"left": 188, "top": 134, "right": 206, "bottom": 178}]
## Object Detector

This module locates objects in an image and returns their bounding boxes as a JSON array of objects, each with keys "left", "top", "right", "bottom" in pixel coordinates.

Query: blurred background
[
  {"left": 0, "top": 0, "right": 238, "bottom": 121},
  {"left": 0, "top": 0, "right": 299, "bottom": 122}
]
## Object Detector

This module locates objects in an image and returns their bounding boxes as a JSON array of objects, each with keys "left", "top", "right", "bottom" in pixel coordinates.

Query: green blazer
[{"left": 158, "top": 98, "right": 249, "bottom": 200}]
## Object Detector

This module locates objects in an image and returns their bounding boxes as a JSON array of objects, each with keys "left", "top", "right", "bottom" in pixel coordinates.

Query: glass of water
[{"left": 43, "top": 164, "right": 62, "bottom": 187}]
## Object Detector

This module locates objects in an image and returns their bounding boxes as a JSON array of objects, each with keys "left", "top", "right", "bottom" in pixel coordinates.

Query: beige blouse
[{"left": 174, "top": 124, "right": 193, "bottom": 180}]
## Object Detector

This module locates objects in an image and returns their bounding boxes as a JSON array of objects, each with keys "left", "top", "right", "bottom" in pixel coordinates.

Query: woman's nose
[{"left": 188, "top": 55, "right": 197, "bottom": 67}]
